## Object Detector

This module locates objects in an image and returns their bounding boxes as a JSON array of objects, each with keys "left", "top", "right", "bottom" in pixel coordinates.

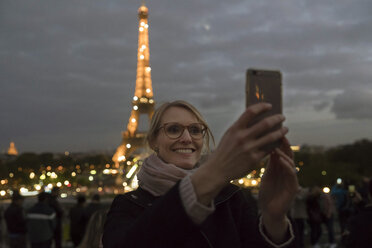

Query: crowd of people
[
  {"left": 2, "top": 189, "right": 106, "bottom": 248},
  {"left": 290, "top": 177, "right": 372, "bottom": 248},
  {"left": 1, "top": 100, "right": 371, "bottom": 248}
]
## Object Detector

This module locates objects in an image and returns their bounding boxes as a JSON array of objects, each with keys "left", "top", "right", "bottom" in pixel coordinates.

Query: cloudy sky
[{"left": 1, "top": 0, "right": 372, "bottom": 153}]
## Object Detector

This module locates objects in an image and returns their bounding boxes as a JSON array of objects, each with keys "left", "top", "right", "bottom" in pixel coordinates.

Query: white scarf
[{"left": 137, "top": 154, "right": 195, "bottom": 196}]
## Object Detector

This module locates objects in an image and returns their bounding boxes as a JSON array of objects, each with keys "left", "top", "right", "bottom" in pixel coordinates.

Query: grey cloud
[
  {"left": 332, "top": 88, "right": 372, "bottom": 119},
  {"left": 1, "top": 0, "right": 372, "bottom": 152}
]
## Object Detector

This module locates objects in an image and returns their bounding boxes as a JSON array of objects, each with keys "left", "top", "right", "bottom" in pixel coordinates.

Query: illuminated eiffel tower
[{"left": 112, "top": 2, "right": 155, "bottom": 166}]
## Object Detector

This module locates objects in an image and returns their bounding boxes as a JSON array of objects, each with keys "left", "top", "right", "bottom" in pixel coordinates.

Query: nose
[{"left": 178, "top": 128, "right": 192, "bottom": 143}]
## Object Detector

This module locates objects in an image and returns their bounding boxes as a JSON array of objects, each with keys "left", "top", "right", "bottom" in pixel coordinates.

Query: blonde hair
[
  {"left": 146, "top": 100, "right": 215, "bottom": 154},
  {"left": 78, "top": 209, "right": 108, "bottom": 248}
]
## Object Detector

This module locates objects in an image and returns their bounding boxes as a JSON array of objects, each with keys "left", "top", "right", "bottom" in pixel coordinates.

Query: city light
[
  {"left": 0, "top": 191, "right": 6, "bottom": 196},
  {"left": 126, "top": 164, "right": 138, "bottom": 178},
  {"left": 29, "top": 172, "right": 35, "bottom": 179},
  {"left": 323, "top": 187, "right": 330, "bottom": 193},
  {"left": 89, "top": 176, "right": 94, "bottom": 181},
  {"left": 291, "top": 146, "right": 301, "bottom": 151},
  {"left": 20, "top": 187, "right": 28, "bottom": 194},
  {"left": 56, "top": 182, "right": 62, "bottom": 187}
]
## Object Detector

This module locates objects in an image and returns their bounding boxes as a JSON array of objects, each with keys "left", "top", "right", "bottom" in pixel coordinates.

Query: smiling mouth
[{"left": 173, "top": 148, "right": 195, "bottom": 154}]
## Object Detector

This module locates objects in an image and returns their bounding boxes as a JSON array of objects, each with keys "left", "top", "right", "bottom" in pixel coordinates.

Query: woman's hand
[
  {"left": 191, "top": 103, "right": 288, "bottom": 205},
  {"left": 207, "top": 103, "right": 288, "bottom": 183},
  {"left": 259, "top": 137, "right": 299, "bottom": 243}
]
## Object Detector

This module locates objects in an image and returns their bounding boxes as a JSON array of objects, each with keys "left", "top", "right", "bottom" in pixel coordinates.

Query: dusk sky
[{"left": 1, "top": 0, "right": 372, "bottom": 153}]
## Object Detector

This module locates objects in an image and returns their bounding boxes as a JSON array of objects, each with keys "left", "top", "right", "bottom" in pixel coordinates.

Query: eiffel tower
[{"left": 112, "top": 2, "right": 155, "bottom": 166}]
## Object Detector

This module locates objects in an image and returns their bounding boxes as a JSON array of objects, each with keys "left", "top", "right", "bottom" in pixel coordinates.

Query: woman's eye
[
  {"left": 167, "top": 125, "right": 181, "bottom": 133},
  {"left": 189, "top": 126, "right": 202, "bottom": 134}
]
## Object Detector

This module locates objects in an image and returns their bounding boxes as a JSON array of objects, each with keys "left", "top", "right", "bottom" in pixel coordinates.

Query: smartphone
[{"left": 246, "top": 68, "right": 283, "bottom": 152}]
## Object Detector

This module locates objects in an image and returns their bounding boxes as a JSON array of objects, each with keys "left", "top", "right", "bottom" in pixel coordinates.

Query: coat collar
[{"left": 125, "top": 181, "right": 241, "bottom": 208}]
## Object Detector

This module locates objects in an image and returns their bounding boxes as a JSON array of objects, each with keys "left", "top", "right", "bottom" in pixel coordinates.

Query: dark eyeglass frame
[{"left": 158, "top": 122, "right": 206, "bottom": 140}]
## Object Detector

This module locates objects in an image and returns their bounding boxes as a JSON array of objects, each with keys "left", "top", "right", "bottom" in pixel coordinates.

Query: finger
[
  {"left": 246, "top": 114, "right": 285, "bottom": 139},
  {"left": 252, "top": 126, "right": 288, "bottom": 151},
  {"left": 234, "top": 103, "right": 272, "bottom": 129},
  {"left": 274, "top": 148, "right": 295, "bottom": 167},
  {"left": 280, "top": 137, "right": 293, "bottom": 159},
  {"left": 235, "top": 114, "right": 284, "bottom": 143}
]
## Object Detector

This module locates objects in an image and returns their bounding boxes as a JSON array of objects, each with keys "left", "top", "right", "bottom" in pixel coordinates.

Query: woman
[
  {"left": 79, "top": 208, "right": 108, "bottom": 248},
  {"left": 103, "top": 100, "right": 298, "bottom": 248}
]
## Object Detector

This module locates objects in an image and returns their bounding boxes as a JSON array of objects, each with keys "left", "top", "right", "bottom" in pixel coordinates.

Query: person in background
[
  {"left": 27, "top": 192, "right": 56, "bottom": 248},
  {"left": 331, "top": 182, "right": 348, "bottom": 233},
  {"left": 69, "top": 195, "right": 87, "bottom": 247},
  {"left": 306, "top": 186, "right": 323, "bottom": 248},
  {"left": 103, "top": 100, "right": 298, "bottom": 247},
  {"left": 84, "top": 194, "right": 102, "bottom": 223},
  {"left": 48, "top": 187, "right": 63, "bottom": 248},
  {"left": 290, "top": 186, "right": 308, "bottom": 248},
  {"left": 4, "top": 191, "right": 27, "bottom": 248},
  {"left": 78, "top": 209, "right": 108, "bottom": 248},
  {"left": 320, "top": 190, "right": 337, "bottom": 248},
  {"left": 342, "top": 179, "right": 372, "bottom": 248}
]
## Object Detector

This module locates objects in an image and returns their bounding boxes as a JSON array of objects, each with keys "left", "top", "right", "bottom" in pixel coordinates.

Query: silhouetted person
[
  {"left": 84, "top": 194, "right": 102, "bottom": 223},
  {"left": 290, "top": 186, "right": 308, "bottom": 248},
  {"left": 306, "top": 186, "right": 323, "bottom": 247},
  {"left": 320, "top": 191, "right": 337, "bottom": 248},
  {"left": 69, "top": 195, "right": 87, "bottom": 247},
  {"left": 331, "top": 182, "right": 349, "bottom": 233},
  {"left": 27, "top": 192, "right": 56, "bottom": 248},
  {"left": 49, "top": 187, "right": 63, "bottom": 248},
  {"left": 342, "top": 179, "right": 372, "bottom": 248},
  {"left": 4, "top": 191, "right": 27, "bottom": 248}
]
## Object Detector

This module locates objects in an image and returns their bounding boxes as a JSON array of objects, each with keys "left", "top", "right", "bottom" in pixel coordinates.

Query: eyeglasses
[{"left": 158, "top": 122, "right": 206, "bottom": 140}]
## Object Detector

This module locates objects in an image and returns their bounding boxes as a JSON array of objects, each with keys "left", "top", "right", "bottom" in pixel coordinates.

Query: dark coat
[
  {"left": 4, "top": 203, "right": 27, "bottom": 234},
  {"left": 343, "top": 204, "right": 372, "bottom": 248},
  {"left": 69, "top": 204, "right": 87, "bottom": 246},
  {"left": 103, "top": 182, "right": 295, "bottom": 248},
  {"left": 27, "top": 202, "right": 56, "bottom": 243},
  {"left": 84, "top": 202, "right": 102, "bottom": 222}
]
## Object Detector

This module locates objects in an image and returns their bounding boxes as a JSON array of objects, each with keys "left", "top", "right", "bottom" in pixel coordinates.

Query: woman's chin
[{"left": 173, "top": 159, "right": 196, "bottom": 170}]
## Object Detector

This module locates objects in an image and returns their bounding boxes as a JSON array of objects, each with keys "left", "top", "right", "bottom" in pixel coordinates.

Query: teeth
[{"left": 174, "top": 149, "right": 193, "bottom": 154}]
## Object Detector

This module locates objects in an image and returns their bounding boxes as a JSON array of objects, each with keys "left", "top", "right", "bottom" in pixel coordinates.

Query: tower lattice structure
[{"left": 113, "top": 3, "right": 155, "bottom": 166}]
